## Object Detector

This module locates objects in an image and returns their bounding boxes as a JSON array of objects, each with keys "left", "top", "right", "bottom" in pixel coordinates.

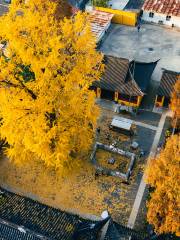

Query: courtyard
[
  {"left": 0, "top": 0, "right": 179, "bottom": 238},
  {"left": 0, "top": 107, "right": 161, "bottom": 230}
]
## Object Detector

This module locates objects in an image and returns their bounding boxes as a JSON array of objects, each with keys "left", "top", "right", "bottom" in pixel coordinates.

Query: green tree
[{"left": 93, "top": 0, "right": 109, "bottom": 8}]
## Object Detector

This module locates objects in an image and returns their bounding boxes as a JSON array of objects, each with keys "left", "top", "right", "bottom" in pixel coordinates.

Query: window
[
  {"left": 166, "top": 15, "right": 171, "bottom": 21},
  {"left": 119, "top": 94, "right": 138, "bottom": 104},
  {"left": 158, "top": 20, "right": 163, "bottom": 24},
  {"left": 149, "top": 12, "right": 154, "bottom": 18},
  {"left": 157, "top": 95, "right": 163, "bottom": 102}
]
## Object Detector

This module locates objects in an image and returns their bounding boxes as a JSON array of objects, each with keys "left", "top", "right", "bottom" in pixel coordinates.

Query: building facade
[
  {"left": 142, "top": 0, "right": 180, "bottom": 28},
  {"left": 92, "top": 55, "right": 157, "bottom": 109},
  {"left": 155, "top": 70, "right": 180, "bottom": 107}
]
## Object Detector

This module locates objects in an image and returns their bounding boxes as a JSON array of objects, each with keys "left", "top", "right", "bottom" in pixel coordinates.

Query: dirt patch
[
  {"left": 96, "top": 149, "right": 129, "bottom": 173},
  {"left": 96, "top": 109, "right": 137, "bottom": 153}
]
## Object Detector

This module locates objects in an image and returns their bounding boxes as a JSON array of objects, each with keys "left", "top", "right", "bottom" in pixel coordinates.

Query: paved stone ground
[
  {"left": 96, "top": 99, "right": 171, "bottom": 230},
  {"left": 100, "top": 23, "right": 180, "bottom": 82},
  {"left": 134, "top": 186, "right": 148, "bottom": 231},
  {"left": 140, "top": 80, "right": 159, "bottom": 111},
  {"left": 96, "top": 108, "right": 156, "bottom": 225},
  {"left": 127, "top": 111, "right": 168, "bottom": 229},
  {"left": 132, "top": 111, "right": 161, "bottom": 127},
  {"left": 96, "top": 99, "right": 161, "bottom": 127},
  {"left": 158, "top": 116, "right": 171, "bottom": 146},
  {"left": 134, "top": 116, "right": 171, "bottom": 232},
  {"left": 134, "top": 126, "right": 155, "bottom": 155}
]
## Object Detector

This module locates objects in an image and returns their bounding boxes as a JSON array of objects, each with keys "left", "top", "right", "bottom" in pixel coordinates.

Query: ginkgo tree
[
  {"left": 0, "top": 0, "right": 103, "bottom": 172},
  {"left": 145, "top": 135, "right": 180, "bottom": 236},
  {"left": 170, "top": 78, "right": 180, "bottom": 130}
]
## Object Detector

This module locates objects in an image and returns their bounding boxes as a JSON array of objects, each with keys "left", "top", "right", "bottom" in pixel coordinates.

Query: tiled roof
[
  {"left": 157, "top": 70, "right": 180, "bottom": 97},
  {"left": 88, "top": 10, "right": 114, "bottom": 42},
  {"left": 0, "top": 188, "right": 178, "bottom": 240},
  {"left": 0, "top": 188, "right": 94, "bottom": 240},
  {"left": 71, "top": 6, "right": 79, "bottom": 14},
  {"left": 0, "top": 221, "right": 42, "bottom": 240},
  {"left": 93, "top": 55, "right": 144, "bottom": 96},
  {"left": 105, "top": 220, "right": 146, "bottom": 240},
  {"left": 129, "top": 60, "right": 158, "bottom": 93},
  {"left": 142, "top": 0, "right": 180, "bottom": 17},
  {"left": 73, "top": 216, "right": 111, "bottom": 239}
]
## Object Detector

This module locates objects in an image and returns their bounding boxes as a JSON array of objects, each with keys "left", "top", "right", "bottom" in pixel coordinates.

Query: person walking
[
  {"left": 137, "top": 16, "right": 141, "bottom": 33},
  {"left": 137, "top": 24, "right": 141, "bottom": 32}
]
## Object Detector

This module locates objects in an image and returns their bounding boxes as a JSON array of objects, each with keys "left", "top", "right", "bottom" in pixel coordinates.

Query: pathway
[
  {"left": 97, "top": 99, "right": 159, "bottom": 130},
  {"left": 127, "top": 111, "right": 168, "bottom": 229},
  {"left": 133, "top": 121, "right": 157, "bottom": 131},
  {"left": 113, "top": 115, "right": 158, "bottom": 131}
]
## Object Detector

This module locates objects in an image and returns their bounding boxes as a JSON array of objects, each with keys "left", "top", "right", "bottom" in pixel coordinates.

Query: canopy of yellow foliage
[
  {"left": 145, "top": 135, "right": 180, "bottom": 236},
  {"left": 170, "top": 78, "right": 180, "bottom": 128},
  {"left": 0, "top": 0, "right": 103, "bottom": 172}
]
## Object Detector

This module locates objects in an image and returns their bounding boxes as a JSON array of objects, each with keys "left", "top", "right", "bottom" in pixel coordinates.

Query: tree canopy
[
  {"left": 145, "top": 135, "right": 180, "bottom": 236},
  {"left": 170, "top": 78, "right": 180, "bottom": 129},
  {"left": 92, "top": 0, "right": 108, "bottom": 8},
  {"left": 0, "top": 0, "right": 103, "bottom": 172}
]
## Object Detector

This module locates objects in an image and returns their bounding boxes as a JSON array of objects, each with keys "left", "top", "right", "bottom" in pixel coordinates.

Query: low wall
[
  {"left": 95, "top": 7, "right": 138, "bottom": 26},
  {"left": 90, "top": 142, "right": 136, "bottom": 181}
]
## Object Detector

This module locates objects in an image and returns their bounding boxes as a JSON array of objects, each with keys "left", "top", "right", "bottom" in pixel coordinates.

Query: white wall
[
  {"left": 108, "top": 0, "right": 129, "bottom": 10},
  {"left": 142, "top": 11, "right": 180, "bottom": 28}
]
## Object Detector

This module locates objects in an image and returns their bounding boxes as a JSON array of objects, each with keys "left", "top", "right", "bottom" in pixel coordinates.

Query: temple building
[
  {"left": 92, "top": 55, "right": 157, "bottom": 109},
  {"left": 142, "top": 0, "right": 180, "bottom": 28},
  {"left": 155, "top": 69, "right": 180, "bottom": 108}
]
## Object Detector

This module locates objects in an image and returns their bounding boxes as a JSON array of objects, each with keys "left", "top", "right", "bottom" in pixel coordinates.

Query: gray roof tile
[{"left": 157, "top": 70, "right": 179, "bottom": 97}]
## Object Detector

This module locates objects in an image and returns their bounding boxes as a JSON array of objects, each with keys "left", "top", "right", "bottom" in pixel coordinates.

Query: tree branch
[{"left": 0, "top": 79, "right": 37, "bottom": 100}]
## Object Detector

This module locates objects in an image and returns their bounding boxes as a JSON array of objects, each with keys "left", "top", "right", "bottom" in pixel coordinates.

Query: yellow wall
[
  {"left": 96, "top": 87, "right": 101, "bottom": 98},
  {"left": 96, "top": 87, "right": 142, "bottom": 107},
  {"left": 137, "top": 96, "right": 143, "bottom": 106},
  {"left": 155, "top": 95, "right": 165, "bottom": 107},
  {"left": 95, "top": 7, "right": 138, "bottom": 26},
  {"left": 114, "top": 91, "right": 118, "bottom": 101},
  {"left": 118, "top": 96, "right": 142, "bottom": 107}
]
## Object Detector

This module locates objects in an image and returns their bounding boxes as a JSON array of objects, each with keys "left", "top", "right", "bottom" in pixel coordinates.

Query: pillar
[
  {"left": 97, "top": 88, "right": 101, "bottom": 98},
  {"left": 114, "top": 91, "right": 118, "bottom": 102}
]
